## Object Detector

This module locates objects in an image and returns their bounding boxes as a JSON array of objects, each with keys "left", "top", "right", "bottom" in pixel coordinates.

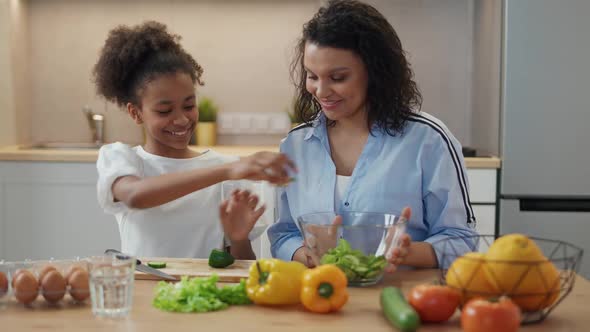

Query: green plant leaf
[{"left": 198, "top": 97, "right": 218, "bottom": 122}]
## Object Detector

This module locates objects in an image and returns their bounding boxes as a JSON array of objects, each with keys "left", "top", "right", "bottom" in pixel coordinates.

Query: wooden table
[{"left": 0, "top": 269, "right": 587, "bottom": 331}]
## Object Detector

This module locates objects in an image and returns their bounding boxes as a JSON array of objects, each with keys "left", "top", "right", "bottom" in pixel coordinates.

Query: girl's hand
[
  {"left": 219, "top": 189, "right": 266, "bottom": 242},
  {"left": 228, "top": 152, "right": 297, "bottom": 185}
]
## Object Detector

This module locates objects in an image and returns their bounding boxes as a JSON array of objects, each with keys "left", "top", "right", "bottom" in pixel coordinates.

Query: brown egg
[
  {"left": 11, "top": 268, "right": 27, "bottom": 288},
  {"left": 0, "top": 271, "right": 8, "bottom": 296},
  {"left": 38, "top": 265, "right": 57, "bottom": 282},
  {"left": 68, "top": 269, "right": 89, "bottom": 302},
  {"left": 64, "top": 265, "right": 84, "bottom": 281},
  {"left": 41, "top": 270, "right": 66, "bottom": 303},
  {"left": 14, "top": 270, "right": 38, "bottom": 304}
]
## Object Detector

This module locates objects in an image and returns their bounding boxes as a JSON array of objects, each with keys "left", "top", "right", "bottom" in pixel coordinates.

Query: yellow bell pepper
[
  {"left": 300, "top": 264, "right": 349, "bottom": 313},
  {"left": 246, "top": 259, "right": 307, "bottom": 305}
]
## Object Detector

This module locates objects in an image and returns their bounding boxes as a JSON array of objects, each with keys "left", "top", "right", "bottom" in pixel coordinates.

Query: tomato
[
  {"left": 407, "top": 284, "right": 460, "bottom": 323},
  {"left": 461, "top": 297, "right": 521, "bottom": 332}
]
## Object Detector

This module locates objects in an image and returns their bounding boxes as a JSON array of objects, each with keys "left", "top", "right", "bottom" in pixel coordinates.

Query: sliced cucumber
[{"left": 147, "top": 261, "right": 167, "bottom": 269}]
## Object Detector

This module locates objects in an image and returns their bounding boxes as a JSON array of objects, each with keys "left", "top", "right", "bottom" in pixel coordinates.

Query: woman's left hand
[
  {"left": 385, "top": 207, "right": 412, "bottom": 273},
  {"left": 385, "top": 233, "right": 411, "bottom": 273},
  {"left": 219, "top": 189, "right": 266, "bottom": 242}
]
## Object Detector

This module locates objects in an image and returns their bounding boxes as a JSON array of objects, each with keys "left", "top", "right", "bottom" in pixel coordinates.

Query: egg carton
[{"left": 0, "top": 258, "right": 90, "bottom": 307}]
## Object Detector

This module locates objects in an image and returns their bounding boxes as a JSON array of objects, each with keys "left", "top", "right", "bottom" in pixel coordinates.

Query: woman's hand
[
  {"left": 385, "top": 207, "right": 412, "bottom": 273},
  {"left": 294, "top": 215, "right": 342, "bottom": 267},
  {"left": 385, "top": 233, "right": 411, "bottom": 272},
  {"left": 219, "top": 189, "right": 266, "bottom": 242},
  {"left": 227, "top": 152, "right": 297, "bottom": 185}
]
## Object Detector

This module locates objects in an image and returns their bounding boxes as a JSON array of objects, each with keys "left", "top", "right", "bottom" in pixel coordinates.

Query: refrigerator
[{"left": 500, "top": 0, "right": 590, "bottom": 278}]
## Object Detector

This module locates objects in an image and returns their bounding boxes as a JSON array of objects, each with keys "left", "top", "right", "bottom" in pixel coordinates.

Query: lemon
[
  {"left": 485, "top": 234, "right": 560, "bottom": 311},
  {"left": 446, "top": 252, "right": 496, "bottom": 304}
]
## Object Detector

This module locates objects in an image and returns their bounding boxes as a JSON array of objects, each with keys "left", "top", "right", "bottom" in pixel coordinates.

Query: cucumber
[
  {"left": 147, "top": 261, "right": 167, "bottom": 269},
  {"left": 208, "top": 249, "right": 235, "bottom": 268},
  {"left": 380, "top": 287, "right": 420, "bottom": 332}
]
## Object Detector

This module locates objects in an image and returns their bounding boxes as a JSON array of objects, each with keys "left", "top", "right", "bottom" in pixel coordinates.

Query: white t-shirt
[{"left": 96, "top": 142, "right": 239, "bottom": 258}]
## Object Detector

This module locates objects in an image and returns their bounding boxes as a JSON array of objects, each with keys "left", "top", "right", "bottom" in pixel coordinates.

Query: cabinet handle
[{"left": 520, "top": 198, "right": 590, "bottom": 212}]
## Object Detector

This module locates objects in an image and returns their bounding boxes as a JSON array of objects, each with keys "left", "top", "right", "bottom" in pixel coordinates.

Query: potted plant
[
  {"left": 287, "top": 97, "right": 307, "bottom": 128},
  {"left": 196, "top": 96, "right": 218, "bottom": 146}
]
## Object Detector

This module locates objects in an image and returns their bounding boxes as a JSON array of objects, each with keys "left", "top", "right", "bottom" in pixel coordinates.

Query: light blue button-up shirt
[{"left": 268, "top": 112, "right": 478, "bottom": 267}]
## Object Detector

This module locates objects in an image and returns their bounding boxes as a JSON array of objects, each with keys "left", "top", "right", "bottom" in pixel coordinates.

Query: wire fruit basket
[{"left": 432, "top": 234, "right": 584, "bottom": 324}]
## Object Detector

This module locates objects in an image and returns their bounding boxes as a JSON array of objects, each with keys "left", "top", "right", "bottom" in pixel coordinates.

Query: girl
[
  {"left": 268, "top": 0, "right": 478, "bottom": 271},
  {"left": 93, "top": 21, "right": 295, "bottom": 260}
]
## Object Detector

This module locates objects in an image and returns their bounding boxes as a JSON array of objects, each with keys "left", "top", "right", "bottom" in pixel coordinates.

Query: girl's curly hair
[
  {"left": 93, "top": 21, "right": 203, "bottom": 107},
  {"left": 291, "top": 0, "right": 422, "bottom": 135}
]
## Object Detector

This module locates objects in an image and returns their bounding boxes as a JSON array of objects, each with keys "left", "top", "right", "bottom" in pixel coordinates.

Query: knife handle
[{"left": 104, "top": 248, "right": 142, "bottom": 266}]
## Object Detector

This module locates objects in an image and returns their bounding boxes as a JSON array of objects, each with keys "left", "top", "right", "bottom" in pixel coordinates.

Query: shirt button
[{"left": 344, "top": 202, "right": 350, "bottom": 207}]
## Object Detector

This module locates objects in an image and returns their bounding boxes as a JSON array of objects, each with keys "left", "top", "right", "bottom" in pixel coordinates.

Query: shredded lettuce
[
  {"left": 153, "top": 274, "right": 251, "bottom": 313},
  {"left": 320, "top": 239, "right": 387, "bottom": 281}
]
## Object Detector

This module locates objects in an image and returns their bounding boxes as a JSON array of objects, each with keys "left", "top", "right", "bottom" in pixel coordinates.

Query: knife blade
[
  {"left": 135, "top": 263, "right": 178, "bottom": 281},
  {"left": 104, "top": 249, "right": 178, "bottom": 282}
]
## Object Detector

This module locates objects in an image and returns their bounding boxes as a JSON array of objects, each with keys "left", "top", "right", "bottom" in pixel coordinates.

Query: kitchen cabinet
[
  {"left": 467, "top": 168, "right": 497, "bottom": 234},
  {"left": 0, "top": 161, "right": 275, "bottom": 261},
  {"left": 0, "top": 161, "right": 120, "bottom": 261},
  {"left": 0, "top": 160, "right": 499, "bottom": 261},
  {"left": 466, "top": 168, "right": 498, "bottom": 252}
]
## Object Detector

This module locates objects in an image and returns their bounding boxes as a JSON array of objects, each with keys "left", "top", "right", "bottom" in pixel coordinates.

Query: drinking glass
[{"left": 88, "top": 254, "right": 135, "bottom": 318}]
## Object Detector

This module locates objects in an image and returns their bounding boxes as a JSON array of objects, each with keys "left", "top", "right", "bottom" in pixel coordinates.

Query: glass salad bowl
[{"left": 297, "top": 211, "right": 407, "bottom": 287}]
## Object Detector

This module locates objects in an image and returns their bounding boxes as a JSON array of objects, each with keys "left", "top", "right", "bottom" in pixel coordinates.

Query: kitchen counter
[
  {"left": 0, "top": 145, "right": 501, "bottom": 168},
  {"left": 0, "top": 269, "right": 587, "bottom": 331}
]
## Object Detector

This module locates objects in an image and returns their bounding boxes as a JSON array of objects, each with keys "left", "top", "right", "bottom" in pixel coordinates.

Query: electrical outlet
[{"left": 217, "top": 112, "right": 290, "bottom": 135}]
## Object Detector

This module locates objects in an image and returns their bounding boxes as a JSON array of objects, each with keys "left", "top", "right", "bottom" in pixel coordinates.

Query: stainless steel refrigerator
[{"left": 500, "top": 0, "right": 590, "bottom": 278}]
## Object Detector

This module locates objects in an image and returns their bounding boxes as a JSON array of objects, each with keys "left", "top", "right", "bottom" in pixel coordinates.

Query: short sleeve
[{"left": 96, "top": 142, "right": 142, "bottom": 214}]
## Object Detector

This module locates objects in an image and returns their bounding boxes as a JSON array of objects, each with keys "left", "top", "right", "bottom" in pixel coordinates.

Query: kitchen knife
[{"left": 104, "top": 249, "right": 179, "bottom": 282}]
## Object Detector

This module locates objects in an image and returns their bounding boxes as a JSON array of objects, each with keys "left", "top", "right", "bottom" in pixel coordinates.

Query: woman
[{"left": 268, "top": 0, "right": 477, "bottom": 271}]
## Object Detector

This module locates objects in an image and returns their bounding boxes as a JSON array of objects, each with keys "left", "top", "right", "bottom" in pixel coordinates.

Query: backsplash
[{"left": 1, "top": 0, "right": 500, "bottom": 153}]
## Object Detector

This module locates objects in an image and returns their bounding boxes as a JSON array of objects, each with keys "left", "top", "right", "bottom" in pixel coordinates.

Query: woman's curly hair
[
  {"left": 93, "top": 21, "right": 203, "bottom": 107},
  {"left": 291, "top": 0, "right": 422, "bottom": 135}
]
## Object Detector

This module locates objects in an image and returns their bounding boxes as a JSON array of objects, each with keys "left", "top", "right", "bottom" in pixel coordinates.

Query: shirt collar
[
  {"left": 303, "top": 113, "right": 325, "bottom": 141},
  {"left": 304, "top": 113, "right": 387, "bottom": 141}
]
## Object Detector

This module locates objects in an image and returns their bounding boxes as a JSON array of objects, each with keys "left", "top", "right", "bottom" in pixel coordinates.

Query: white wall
[
  {"left": 27, "top": 0, "right": 319, "bottom": 145},
  {"left": 471, "top": 0, "right": 502, "bottom": 156},
  {"left": 367, "top": 0, "right": 476, "bottom": 147}
]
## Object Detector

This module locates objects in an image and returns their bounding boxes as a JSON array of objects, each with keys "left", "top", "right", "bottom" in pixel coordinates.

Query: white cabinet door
[
  {"left": 0, "top": 162, "right": 120, "bottom": 261},
  {"left": 467, "top": 169, "right": 497, "bottom": 204},
  {"left": 473, "top": 205, "right": 496, "bottom": 252},
  {"left": 473, "top": 205, "right": 496, "bottom": 236}
]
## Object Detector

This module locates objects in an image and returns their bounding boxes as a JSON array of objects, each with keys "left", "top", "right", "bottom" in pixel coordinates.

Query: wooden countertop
[
  {"left": 0, "top": 145, "right": 501, "bottom": 169},
  {"left": 0, "top": 269, "right": 586, "bottom": 331}
]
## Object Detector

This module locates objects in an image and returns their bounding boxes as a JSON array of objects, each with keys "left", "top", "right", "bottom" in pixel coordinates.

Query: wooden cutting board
[{"left": 135, "top": 257, "right": 253, "bottom": 282}]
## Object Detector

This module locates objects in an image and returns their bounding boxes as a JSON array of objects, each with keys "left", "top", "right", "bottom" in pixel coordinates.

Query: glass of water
[{"left": 87, "top": 254, "right": 135, "bottom": 318}]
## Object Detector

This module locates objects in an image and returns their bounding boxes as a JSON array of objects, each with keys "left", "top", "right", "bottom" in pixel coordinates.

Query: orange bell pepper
[{"left": 300, "top": 264, "right": 349, "bottom": 313}]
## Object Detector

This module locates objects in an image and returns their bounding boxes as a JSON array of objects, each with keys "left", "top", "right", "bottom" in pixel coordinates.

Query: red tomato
[
  {"left": 461, "top": 297, "right": 521, "bottom": 332},
  {"left": 407, "top": 284, "right": 460, "bottom": 323}
]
